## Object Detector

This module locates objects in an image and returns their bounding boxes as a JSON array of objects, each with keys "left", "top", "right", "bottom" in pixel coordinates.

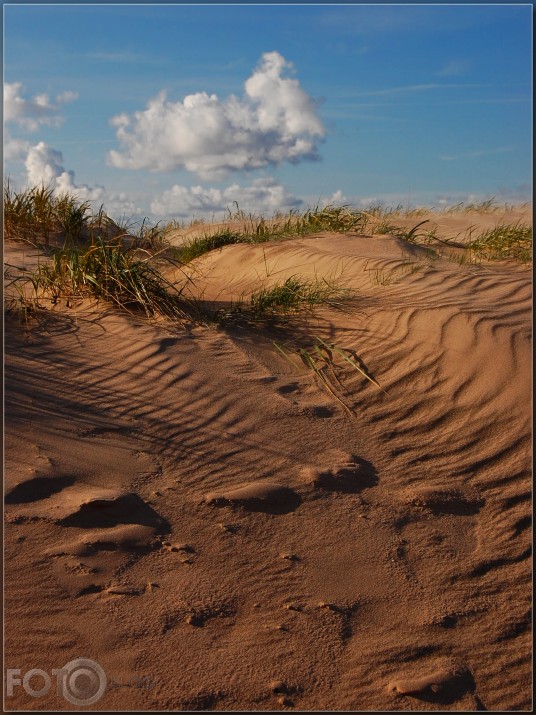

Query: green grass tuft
[
  {"left": 176, "top": 229, "right": 245, "bottom": 263},
  {"left": 4, "top": 182, "right": 91, "bottom": 244},
  {"left": 214, "top": 275, "right": 354, "bottom": 326},
  {"left": 274, "top": 337, "right": 384, "bottom": 412},
  {"left": 465, "top": 222, "right": 532, "bottom": 262},
  {"left": 10, "top": 239, "right": 193, "bottom": 320}
]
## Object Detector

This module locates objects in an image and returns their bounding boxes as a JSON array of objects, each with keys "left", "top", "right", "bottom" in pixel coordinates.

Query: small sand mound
[
  {"left": 8, "top": 482, "right": 170, "bottom": 532},
  {"left": 46, "top": 524, "right": 158, "bottom": 557},
  {"left": 5, "top": 474, "right": 76, "bottom": 504},
  {"left": 205, "top": 481, "right": 301, "bottom": 513}
]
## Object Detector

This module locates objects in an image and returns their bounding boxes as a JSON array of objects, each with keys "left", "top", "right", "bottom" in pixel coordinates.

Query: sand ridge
[{"left": 4, "top": 208, "right": 532, "bottom": 710}]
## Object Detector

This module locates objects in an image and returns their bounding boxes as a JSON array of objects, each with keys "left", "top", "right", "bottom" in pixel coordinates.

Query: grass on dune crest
[
  {"left": 3, "top": 184, "right": 358, "bottom": 325},
  {"left": 4, "top": 182, "right": 531, "bottom": 327},
  {"left": 4, "top": 182, "right": 91, "bottom": 244},
  {"left": 6, "top": 237, "right": 196, "bottom": 321},
  {"left": 174, "top": 203, "right": 369, "bottom": 264},
  {"left": 367, "top": 215, "right": 531, "bottom": 264},
  {"left": 464, "top": 222, "right": 532, "bottom": 263}
]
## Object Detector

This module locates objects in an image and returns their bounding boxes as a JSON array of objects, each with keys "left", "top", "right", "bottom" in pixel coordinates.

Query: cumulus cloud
[
  {"left": 108, "top": 51, "right": 325, "bottom": 180},
  {"left": 4, "top": 82, "right": 78, "bottom": 132},
  {"left": 150, "top": 177, "right": 303, "bottom": 219},
  {"left": 326, "top": 189, "right": 348, "bottom": 205},
  {"left": 23, "top": 141, "right": 140, "bottom": 218},
  {"left": 4, "top": 129, "right": 30, "bottom": 161}
]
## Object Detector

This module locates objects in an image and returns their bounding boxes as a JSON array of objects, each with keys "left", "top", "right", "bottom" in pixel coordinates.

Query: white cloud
[
  {"left": 4, "top": 129, "right": 31, "bottom": 161},
  {"left": 150, "top": 177, "right": 303, "bottom": 219},
  {"left": 23, "top": 141, "right": 140, "bottom": 219},
  {"left": 325, "top": 189, "right": 348, "bottom": 205},
  {"left": 108, "top": 51, "right": 325, "bottom": 180},
  {"left": 4, "top": 82, "right": 78, "bottom": 132}
]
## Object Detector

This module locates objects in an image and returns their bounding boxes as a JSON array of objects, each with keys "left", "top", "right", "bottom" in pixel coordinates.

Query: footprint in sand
[
  {"left": 403, "top": 486, "right": 484, "bottom": 516},
  {"left": 388, "top": 660, "right": 474, "bottom": 704},
  {"left": 394, "top": 486, "right": 484, "bottom": 587},
  {"left": 300, "top": 451, "right": 378, "bottom": 494},
  {"left": 205, "top": 481, "right": 301, "bottom": 514},
  {"left": 7, "top": 476, "right": 169, "bottom": 596},
  {"left": 6, "top": 478, "right": 169, "bottom": 531},
  {"left": 276, "top": 381, "right": 335, "bottom": 418}
]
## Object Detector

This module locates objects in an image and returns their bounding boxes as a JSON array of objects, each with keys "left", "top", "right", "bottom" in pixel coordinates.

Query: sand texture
[{"left": 4, "top": 208, "right": 532, "bottom": 710}]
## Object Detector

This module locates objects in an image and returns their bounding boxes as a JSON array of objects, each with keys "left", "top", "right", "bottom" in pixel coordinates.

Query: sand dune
[{"left": 4, "top": 208, "right": 531, "bottom": 710}]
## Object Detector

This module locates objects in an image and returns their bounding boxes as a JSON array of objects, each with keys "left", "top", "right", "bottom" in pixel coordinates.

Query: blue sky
[{"left": 4, "top": 3, "right": 532, "bottom": 223}]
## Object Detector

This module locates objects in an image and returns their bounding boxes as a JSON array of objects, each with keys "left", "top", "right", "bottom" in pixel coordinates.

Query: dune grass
[
  {"left": 464, "top": 222, "right": 532, "bottom": 263},
  {"left": 176, "top": 229, "right": 244, "bottom": 263},
  {"left": 274, "top": 337, "right": 384, "bottom": 412},
  {"left": 7, "top": 238, "right": 194, "bottom": 320},
  {"left": 174, "top": 204, "right": 368, "bottom": 264},
  {"left": 212, "top": 275, "right": 354, "bottom": 326},
  {"left": 4, "top": 182, "right": 91, "bottom": 244},
  {"left": 4, "top": 182, "right": 531, "bottom": 329}
]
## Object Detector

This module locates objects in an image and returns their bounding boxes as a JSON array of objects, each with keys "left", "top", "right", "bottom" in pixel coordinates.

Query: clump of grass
[
  {"left": 369, "top": 219, "right": 431, "bottom": 242},
  {"left": 176, "top": 229, "right": 244, "bottom": 263},
  {"left": 250, "top": 276, "right": 351, "bottom": 317},
  {"left": 368, "top": 218, "right": 400, "bottom": 236},
  {"left": 214, "top": 275, "right": 353, "bottom": 326},
  {"left": 444, "top": 197, "right": 499, "bottom": 214},
  {"left": 397, "top": 220, "right": 430, "bottom": 243},
  {"left": 4, "top": 182, "right": 91, "bottom": 244},
  {"left": 465, "top": 222, "right": 532, "bottom": 262},
  {"left": 274, "top": 337, "right": 384, "bottom": 412},
  {"left": 294, "top": 204, "right": 367, "bottom": 234},
  {"left": 11, "top": 239, "right": 193, "bottom": 320}
]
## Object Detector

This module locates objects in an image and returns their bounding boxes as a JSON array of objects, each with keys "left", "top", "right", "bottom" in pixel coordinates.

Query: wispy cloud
[
  {"left": 436, "top": 97, "right": 530, "bottom": 106},
  {"left": 440, "top": 146, "right": 515, "bottom": 162},
  {"left": 348, "top": 83, "right": 487, "bottom": 98},
  {"left": 437, "top": 59, "right": 470, "bottom": 77},
  {"left": 315, "top": 5, "right": 504, "bottom": 38},
  {"left": 85, "top": 51, "right": 166, "bottom": 65}
]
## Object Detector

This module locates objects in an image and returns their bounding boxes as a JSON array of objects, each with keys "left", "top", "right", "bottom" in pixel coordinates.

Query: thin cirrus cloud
[
  {"left": 440, "top": 146, "right": 515, "bottom": 161},
  {"left": 85, "top": 50, "right": 165, "bottom": 65},
  {"left": 437, "top": 59, "right": 470, "bottom": 77},
  {"left": 108, "top": 51, "right": 326, "bottom": 181},
  {"left": 346, "top": 82, "right": 487, "bottom": 98}
]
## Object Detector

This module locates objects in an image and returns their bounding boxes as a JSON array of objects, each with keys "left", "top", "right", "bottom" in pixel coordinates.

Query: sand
[{"left": 4, "top": 206, "right": 532, "bottom": 710}]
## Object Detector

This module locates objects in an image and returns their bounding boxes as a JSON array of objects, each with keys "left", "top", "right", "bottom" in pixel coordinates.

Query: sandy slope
[{"left": 4, "top": 209, "right": 532, "bottom": 711}]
